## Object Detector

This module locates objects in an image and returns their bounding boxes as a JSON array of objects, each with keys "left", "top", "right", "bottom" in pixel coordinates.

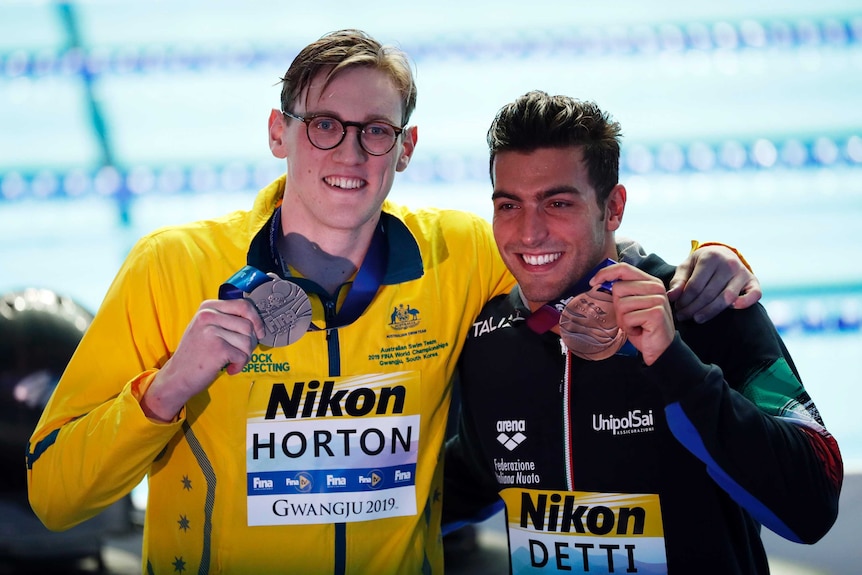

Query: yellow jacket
[{"left": 27, "top": 176, "right": 514, "bottom": 574}]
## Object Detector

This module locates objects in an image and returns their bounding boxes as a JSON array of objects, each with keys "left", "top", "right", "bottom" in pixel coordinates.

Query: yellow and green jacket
[{"left": 27, "top": 175, "right": 514, "bottom": 574}]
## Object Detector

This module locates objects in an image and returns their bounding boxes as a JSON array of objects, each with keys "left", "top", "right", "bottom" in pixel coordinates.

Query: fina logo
[
  {"left": 360, "top": 469, "right": 385, "bottom": 489},
  {"left": 389, "top": 303, "right": 421, "bottom": 330},
  {"left": 286, "top": 471, "right": 313, "bottom": 493},
  {"left": 496, "top": 419, "right": 527, "bottom": 451}
]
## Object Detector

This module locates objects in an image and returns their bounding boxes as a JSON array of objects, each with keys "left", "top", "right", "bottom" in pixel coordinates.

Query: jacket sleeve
[
  {"left": 648, "top": 304, "right": 843, "bottom": 544},
  {"left": 441, "top": 377, "right": 505, "bottom": 535},
  {"left": 26, "top": 236, "right": 185, "bottom": 531}
]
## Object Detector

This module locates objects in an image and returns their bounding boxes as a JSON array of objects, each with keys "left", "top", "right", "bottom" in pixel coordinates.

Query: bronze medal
[
  {"left": 559, "top": 284, "right": 627, "bottom": 361},
  {"left": 247, "top": 279, "right": 313, "bottom": 347}
]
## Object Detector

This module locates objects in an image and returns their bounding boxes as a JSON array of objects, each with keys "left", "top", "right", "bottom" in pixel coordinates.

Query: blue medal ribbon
[
  {"left": 219, "top": 206, "right": 387, "bottom": 335},
  {"left": 525, "top": 258, "right": 637, "bottom": 357}
]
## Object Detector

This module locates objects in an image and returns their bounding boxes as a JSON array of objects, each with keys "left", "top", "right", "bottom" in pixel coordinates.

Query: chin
[{"left": 518, "top": 284, "right": 561, "bottom": 306}]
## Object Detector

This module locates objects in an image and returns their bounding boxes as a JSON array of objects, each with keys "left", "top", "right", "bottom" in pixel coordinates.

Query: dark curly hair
[{"left": 487, "top": 90, "right": 622, "bottom": 207}]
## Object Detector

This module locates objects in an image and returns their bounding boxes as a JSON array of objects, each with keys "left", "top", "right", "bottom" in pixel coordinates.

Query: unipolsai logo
[{"left": 592, "top": 409, "right": 655, "bottom": 436}]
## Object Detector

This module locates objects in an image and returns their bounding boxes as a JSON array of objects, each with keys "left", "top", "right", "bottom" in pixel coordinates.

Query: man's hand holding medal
[
  {"left": 560, "top": 261, "right": 675, "bottom": 366},
  {"left": 245, "top": 276, "right": 313, "bottom": 347}
]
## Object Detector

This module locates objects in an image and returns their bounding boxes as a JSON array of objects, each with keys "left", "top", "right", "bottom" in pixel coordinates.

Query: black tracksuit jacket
[{"left": 443, "top": 247, "right": 843, "bottom": 574}]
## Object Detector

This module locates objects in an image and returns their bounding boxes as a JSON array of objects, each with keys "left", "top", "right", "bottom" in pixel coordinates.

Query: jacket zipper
[
  {"left": 561, "top": 340, "right": 575, "bottom": 491},
  {"left": 322, "top": 298, "right": 348, "bottom": 575}
]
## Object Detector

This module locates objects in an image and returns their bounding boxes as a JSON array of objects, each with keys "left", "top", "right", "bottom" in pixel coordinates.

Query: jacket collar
[{"left": 245, "top": 181, "right": 424, "bottom": 286}]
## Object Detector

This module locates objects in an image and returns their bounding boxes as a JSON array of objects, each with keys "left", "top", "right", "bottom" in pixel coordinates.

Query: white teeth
[
  {"left": 522, "top": 253, "right": 561, "bottom": 266},
  {"left": 325, "top": 176, "right": 364, "bottom": 189}
]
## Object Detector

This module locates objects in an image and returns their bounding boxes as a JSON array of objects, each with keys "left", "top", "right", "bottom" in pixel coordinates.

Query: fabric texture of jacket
[
  {"left": 444, "top": 242, "right": 843, "bottom": 574},
  {"left": 27, "top": 175, "right": 515, "bottom": 574}
]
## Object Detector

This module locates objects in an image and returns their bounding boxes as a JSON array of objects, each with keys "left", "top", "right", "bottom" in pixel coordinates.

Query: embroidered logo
[
  {"left": 496, "top": 419, "right": 527, "bottom": 451},
  {"left": 389, "top": 303, "right": 421, "bottom": 330}
]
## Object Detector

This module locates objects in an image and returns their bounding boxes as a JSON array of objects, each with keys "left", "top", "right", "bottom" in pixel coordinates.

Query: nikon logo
[
  {"left": 265, "top": 381, "right": 406, "bottom": 419},
  {"left": 521, "top": 492, "right": 645, "bottom": 535}
]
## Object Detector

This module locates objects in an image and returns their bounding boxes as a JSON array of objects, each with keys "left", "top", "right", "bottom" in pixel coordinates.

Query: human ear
[
  {"left": 606, "top": 184, "right": 626, "bottom": 231},
  {"left": 268, "top": 109, "right": 287, "bottom": 159},
  {"left": 396, "top": 125, "right": 418, "bottom": 172}
]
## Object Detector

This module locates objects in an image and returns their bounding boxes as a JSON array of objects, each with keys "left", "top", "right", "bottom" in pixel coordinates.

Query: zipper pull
[{"left": 323, "top": 298, "right": 337, "bottom": 322}]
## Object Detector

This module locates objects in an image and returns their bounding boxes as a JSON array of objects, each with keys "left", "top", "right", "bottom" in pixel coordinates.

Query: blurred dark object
[
  {"left": 443, "top": 524, "right": 479, "bottom": 558},
  {"left": 442, "top": 374, "right": 480, "bottom": 560},
  {"left": 0, "top": 288, "right": 132, "bottom": 568}
]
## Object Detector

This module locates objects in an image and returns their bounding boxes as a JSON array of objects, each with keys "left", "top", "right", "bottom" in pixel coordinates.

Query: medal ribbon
[
  {"left": 219, "top": 206, "right": 387, "bottom": 330},
  {"left": 525, "top": 258, "right": 616, "bottom": 334},
  {"left": 524, "top": 258, "right": 637, "bottom": 357}
]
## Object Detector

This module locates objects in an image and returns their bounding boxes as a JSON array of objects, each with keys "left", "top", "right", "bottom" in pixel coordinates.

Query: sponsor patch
[{"left": 246, "top": 373, "right": 420, "bottom": 525}]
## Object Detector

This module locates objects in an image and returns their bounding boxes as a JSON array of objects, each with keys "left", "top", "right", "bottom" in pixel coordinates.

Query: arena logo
[{"left": 496, "top": 419, "right": 527, "bottom": 451}]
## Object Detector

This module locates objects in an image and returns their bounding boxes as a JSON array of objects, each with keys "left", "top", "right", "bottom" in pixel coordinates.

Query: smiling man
[{"left": 443, "top": 91, "right": 843, "bottom": 574}]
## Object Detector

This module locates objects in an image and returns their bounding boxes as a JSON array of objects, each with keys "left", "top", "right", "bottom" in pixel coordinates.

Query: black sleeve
[
  {"left": 648, "top": 304, "right": 843, "bottom": 544},
  {"left": 442, "top": 376, "right": 504, "bottom": 533}
]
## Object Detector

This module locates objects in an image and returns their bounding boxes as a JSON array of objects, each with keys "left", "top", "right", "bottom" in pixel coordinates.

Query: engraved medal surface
[
  {"left": 559, "top": 283, "right": 627, "bottom": 361},
  {"left": 247, "top": 279, "right": 313, "bottom": 347}
]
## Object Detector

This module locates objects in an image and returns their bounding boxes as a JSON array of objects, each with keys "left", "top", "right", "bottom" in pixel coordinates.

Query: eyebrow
[
  {"left": 302, "top": 109, "right": 401, "bottom": 126},
  {"left": 491, "top": 185, "right": 582, "bottom": 202}
]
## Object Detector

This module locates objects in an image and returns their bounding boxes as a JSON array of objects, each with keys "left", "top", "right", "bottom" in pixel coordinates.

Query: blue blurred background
[{"left": 1, "top": 1, "right": 860, "bottom": 572}]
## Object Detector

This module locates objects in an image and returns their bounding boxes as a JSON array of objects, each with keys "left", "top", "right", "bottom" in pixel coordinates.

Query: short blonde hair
[{"left": 280, "top": 29, "right": 417, "bottom": 126}]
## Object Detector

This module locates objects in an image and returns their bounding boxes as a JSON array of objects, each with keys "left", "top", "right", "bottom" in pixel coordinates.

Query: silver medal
[{"left": 247, "top": 279, "right": 313, "bottom": 347}]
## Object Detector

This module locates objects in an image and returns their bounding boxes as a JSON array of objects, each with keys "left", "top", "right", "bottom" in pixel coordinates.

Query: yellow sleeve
[
  {"left": 27, "top": 237, "right": 185, "bottom": 531},
  {"left": 690, "top": 240, "right": 753, "bottom": 272}
]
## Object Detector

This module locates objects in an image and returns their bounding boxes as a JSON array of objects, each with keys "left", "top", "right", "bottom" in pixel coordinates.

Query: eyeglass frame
[{"left": 282, "top": 110, "right": 406, "bottom": 156}]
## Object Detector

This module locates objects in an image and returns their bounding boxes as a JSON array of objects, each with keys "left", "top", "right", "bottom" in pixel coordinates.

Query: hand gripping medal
[
  {"left": 247, "top": 278, "right": 313, "bottom": 347},
  {"left": 219, "top": 266, "right": 313, "bottom": 348},
  {"left": 559, "top": 265, "right": 628, "bottom": 361}
]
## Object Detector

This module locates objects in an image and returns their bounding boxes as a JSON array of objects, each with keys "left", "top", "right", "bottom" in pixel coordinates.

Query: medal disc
[
  {"left": 247, "top": 279, "right": 313, "bottom": 347},
  {"left": 559, "top": 284, "right": 627, "bottom": 361}
]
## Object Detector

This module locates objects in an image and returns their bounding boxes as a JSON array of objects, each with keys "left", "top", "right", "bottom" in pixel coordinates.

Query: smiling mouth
[
  {"left": 521, "top": 252, "right": 562, "bottom": 266},
  {"left": 324, "top": 176, "right": 365, "bottom": 189}
]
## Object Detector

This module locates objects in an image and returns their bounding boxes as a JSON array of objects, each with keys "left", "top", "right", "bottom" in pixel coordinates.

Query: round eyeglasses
[{"left": 282, "top": 110, "right": 404, "bottom": 156}]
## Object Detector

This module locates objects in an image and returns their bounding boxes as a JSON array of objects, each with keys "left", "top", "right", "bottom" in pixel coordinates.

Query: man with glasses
[{"left": 27, "top": 30, "right": 759, "bottom": 574}]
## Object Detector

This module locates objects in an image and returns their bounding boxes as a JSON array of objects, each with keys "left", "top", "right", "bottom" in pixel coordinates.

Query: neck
[{"left": 277, "top": 219, "right": 377, "bottom": 297}]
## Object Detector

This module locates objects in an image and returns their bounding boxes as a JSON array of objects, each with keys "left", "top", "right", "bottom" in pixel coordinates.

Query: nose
[
  {"left": 332, "top": 126, "right": 366, "bottom": 163},
  {"left": 520, "top": 207, "right": 549, "bottom": 247}
]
